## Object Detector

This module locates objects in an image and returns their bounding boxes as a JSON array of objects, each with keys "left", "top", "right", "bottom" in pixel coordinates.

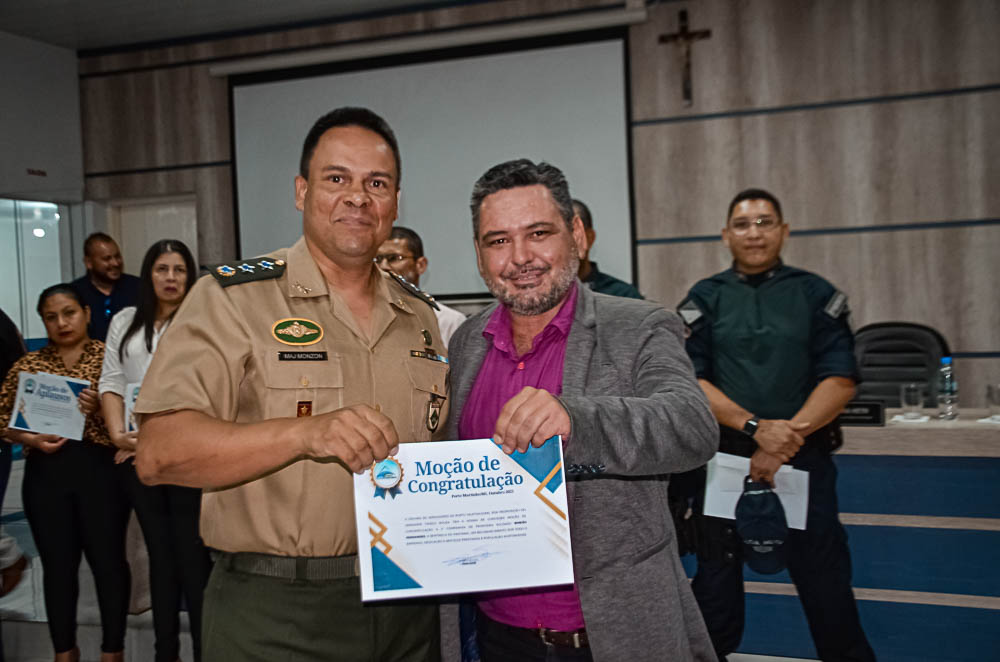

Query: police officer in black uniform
[{"left": 677, "top": 189, "right": 876, "bottom": 661}]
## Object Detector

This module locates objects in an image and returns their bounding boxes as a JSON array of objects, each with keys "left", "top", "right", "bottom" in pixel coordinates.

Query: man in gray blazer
[{"left": 445, "top": 158, "right": 719, "bottom": 661}]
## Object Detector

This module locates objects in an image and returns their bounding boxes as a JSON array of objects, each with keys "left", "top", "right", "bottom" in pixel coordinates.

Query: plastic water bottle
[{"left": 937, "top": 356, "right": 959, "bottom": 420}]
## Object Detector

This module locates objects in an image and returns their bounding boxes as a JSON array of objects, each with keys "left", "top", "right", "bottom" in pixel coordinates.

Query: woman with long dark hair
[
  {"left": 0, "top": 284, "right": 131, "bottom": 662},
  {"left": 99, "top": 239, "right": 211, "bottom": 662}
]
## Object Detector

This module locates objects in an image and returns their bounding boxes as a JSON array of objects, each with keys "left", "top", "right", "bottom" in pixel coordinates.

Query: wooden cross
[{"left": 658, "top": 10, "right": 712, "bottom": 107}]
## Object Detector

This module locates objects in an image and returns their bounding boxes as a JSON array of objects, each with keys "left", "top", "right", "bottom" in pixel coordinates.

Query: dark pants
[
  {"left": 690, "top": 447, "right": 876, "bottom": 661},
  {"left": 120, "top": 461, "right": 211, "bottom": 662},
  {"left": 475, "top": 610, "right": 593, "bottom": 662},
  {"left": 0, "top": 442, "right": 11, "bottom": 662},
  {"left": 23, "top": 442, "right": 131, "bottom": 654},
  {"left": 202, "top": 558, "right": 440, "bottom": 661}
]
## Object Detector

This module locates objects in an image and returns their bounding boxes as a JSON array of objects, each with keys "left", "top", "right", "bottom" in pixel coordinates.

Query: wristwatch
[{"left": 742, "top": 415, "right": 760, "bottom": 438}]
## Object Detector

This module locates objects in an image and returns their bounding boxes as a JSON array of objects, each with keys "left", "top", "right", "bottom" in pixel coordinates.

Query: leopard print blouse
[{"left": 0, "top": 340, "right": 111, "bottom": 445}]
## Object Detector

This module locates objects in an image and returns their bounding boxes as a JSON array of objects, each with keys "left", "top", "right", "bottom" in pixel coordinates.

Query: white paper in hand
[{"left": 702, "top": 452, "right": 809, "bottom": 530}]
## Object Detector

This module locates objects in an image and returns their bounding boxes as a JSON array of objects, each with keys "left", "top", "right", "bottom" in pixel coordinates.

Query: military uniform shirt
[
  {"left": 680, "top": 262, "right": 857, "bottom": 420},
  {"left": 135, "top": 237, "right": 449, "bottom": 557}
]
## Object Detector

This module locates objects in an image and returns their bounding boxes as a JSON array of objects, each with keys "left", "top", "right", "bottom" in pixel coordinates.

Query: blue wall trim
[
  {"left": 632, "top": 82, "right": 1000, "bottom": 127},
  {"left": 740, "top": 593, "right": 1000, "bottom": 661},
  {"left": 683, "top": 525, "right": 1000, "bottom": 600},
  {"left": 740, "top": 527, "right": 1000, "bottom": 598},
  {"left": 637, "top": 217, "right": 1000, "bottom": 246},
  {"left": 24, "top": 338, "right": 47, "bottom": 352},
  {"left": 836, "top": 455, "right": 1000, "bottom": 519}
]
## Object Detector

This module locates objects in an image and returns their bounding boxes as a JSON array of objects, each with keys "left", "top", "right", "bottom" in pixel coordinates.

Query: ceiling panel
[{"left": 0, "top": 0, "right": 471, "bottom": 51}]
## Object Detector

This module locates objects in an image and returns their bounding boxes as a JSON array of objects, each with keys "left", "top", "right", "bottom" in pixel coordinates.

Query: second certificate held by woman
[{"left": 99, "top": 239, "right": 212, "bottom": 662}]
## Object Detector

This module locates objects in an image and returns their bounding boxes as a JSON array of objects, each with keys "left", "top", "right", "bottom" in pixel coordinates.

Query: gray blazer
[{"left": 445, "top": 284, "right": 719, "bottom": 661}]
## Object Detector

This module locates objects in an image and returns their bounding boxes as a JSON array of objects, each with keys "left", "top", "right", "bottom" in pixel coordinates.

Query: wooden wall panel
[
  {"left": 637, "top": 224, "right": 1000, "bottom": 405},
  {"left": 630, "top": 0, "right": 1000, "bottom": 121},
  {"left": 632, "top": 90, "right": 1000, "bottom": 239},
  {"left": 80, "top": 64, "right": 230, "bottom": 173},
  {"left": 84, "top": 166, "right": 234, "bottom": 265},
  {"left": 638, "top": 226, "right": 1000, "bottom": 351}
]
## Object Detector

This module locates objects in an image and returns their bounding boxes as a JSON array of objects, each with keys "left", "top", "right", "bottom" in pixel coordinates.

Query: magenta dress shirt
[{"left": 458, "top": 282, "right": 585, "bottom": 631}]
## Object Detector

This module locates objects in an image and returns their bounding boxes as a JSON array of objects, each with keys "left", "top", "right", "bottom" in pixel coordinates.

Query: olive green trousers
[{"left": 201, "top": 560, "right": 440, "bottom": 661}]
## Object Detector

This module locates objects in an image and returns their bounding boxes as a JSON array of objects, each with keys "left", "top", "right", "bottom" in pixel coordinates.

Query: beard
[{"left": 483, "top": 251, "right": 580, "bottom": 316}]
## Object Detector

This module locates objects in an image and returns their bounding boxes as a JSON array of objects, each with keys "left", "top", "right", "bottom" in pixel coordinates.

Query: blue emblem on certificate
[{"left": 371, "top": 457, "right": 404, "bottom": 499}]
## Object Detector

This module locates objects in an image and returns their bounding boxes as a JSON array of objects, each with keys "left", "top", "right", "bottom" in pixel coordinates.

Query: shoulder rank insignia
[
  {"left": 678, "top": 299, "right": 705, "bottom": 327},
  {"left": 385, "top": 270, "right": 439, "bottom": 310},
  {"left": 208, "top": 258, "right": 286, "bottom": 288},
  {"left": 824, "top": 290, "right": 848, "bottom": 319}
]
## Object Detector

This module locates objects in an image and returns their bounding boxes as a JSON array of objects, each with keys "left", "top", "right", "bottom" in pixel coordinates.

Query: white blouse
[{"left": 98, "top": 307, "right": 171, "bottom": 397}]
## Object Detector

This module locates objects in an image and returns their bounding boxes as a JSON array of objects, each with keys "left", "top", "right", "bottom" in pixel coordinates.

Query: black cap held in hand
[{"left": 735, "top": 475, "right": 788, "bottom": 575}]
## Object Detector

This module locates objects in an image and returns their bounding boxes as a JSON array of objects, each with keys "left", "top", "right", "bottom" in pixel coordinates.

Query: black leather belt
[
  {"left": 483, "top": 613, "right": 589, "bottom": 649},
  {"left": 213, "top": 551, "right": 359, "bottom": 581}
]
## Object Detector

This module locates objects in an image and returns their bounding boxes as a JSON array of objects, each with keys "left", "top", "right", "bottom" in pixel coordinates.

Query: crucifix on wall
[{"left": 658, "top": 9, "right": 712, "bottom": 107}]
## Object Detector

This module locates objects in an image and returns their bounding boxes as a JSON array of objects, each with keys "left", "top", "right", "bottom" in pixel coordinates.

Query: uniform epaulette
[
  {"left": 385, "top": 270, "right": 439, "bottom": 310},
  {"left": 208, "top": 258, "right": 286, "bottom": 288}
]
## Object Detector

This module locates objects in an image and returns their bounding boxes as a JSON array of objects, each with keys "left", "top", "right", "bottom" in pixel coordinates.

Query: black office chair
[{"left": 853, "top": 322, "right": 950, "bottom": 407}]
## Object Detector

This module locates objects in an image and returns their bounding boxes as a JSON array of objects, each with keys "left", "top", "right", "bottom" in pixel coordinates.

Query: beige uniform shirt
[{"left": 135, "top": 237, "right": 449, "bottom": 556}]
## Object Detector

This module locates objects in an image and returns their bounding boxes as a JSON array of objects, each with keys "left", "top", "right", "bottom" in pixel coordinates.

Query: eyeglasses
[
  {"left": 374, "top": 253, "right": 414, "bottom": 265},
  {"left": 728, "top": 216, "right": 781, "bottom": 235}
]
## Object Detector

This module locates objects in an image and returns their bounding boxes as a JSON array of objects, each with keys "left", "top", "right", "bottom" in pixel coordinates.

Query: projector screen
[{"left": 233, "top": 38, "right": 632, "bottom": 298}]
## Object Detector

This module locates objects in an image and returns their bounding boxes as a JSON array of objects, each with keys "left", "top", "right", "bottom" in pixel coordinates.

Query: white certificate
[
  {"left": 353, "top": 436, "right": 573, "bottom": 601},
  {"left": 703, "top": 452, "right": 810, "bottom": 530},
  {"left": 123, "top": 382, "right": 142, "bottom": 433},
  {"left": 9, "top": 371, "right": 90, "bottom": 441}
]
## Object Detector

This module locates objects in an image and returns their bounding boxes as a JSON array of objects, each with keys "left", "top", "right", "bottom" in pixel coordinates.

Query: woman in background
[
  {"left": 99, "top": 239, "right": 210, "bottom": 662},
  {"left": 0, "top": 284, "right": 130, "bottom": 662}
]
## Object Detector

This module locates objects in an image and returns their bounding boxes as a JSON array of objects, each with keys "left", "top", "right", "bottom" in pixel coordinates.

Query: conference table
[{"left": 736, "top": 409, "right": 1000, "bottom": 661}]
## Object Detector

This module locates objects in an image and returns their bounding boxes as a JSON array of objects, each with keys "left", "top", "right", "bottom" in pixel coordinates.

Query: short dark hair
[
  {"left": 727, "top": 188, "right": 783, "bottom": 222},
  {"left": 572, "top": 199, "right": 593, "bottom": 231},
  {"left": 298, "top": 107, "right": 401, "bottom": 188},
  {"left": 469, "top": 159, "right": 574, "bottom": 237},
  {"left": 389, "top": 226, "right": 424, "bottom": 259},
  {"left": 37, "top": 283, "right": 85, "bottom": 316},
  {"left": 83, "top": 232, "right": 117, "bottom": 257}
]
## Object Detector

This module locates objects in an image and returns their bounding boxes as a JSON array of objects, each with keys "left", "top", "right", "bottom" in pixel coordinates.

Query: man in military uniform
[
  {"left": 678, "top": 188, "right": 876, "bottom": 661},
  {"left": 134, "top": 107, "right": 448, "bottom": 661}
]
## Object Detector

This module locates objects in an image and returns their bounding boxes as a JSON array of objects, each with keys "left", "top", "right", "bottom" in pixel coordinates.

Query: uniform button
[
  {"left": 300, "top": 377, "right": 309, "bottom": 387},
  {"left": 724, "top": 552, "right": 735, "bottom": 562},
  {"left": 724, "top": 527, "right": 733, "bottom": 536},
  {"left": 432, "top": 384, "right": 438, "bottom": 393},
  {"left": 375, "top": 404, "right": 382, "bottom": 412}
]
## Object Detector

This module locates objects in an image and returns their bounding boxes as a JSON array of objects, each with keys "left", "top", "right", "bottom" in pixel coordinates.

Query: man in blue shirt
[
  {"left": 71, "top": 233, "right": 140, "bottom": 341},
  {"left": 677, "top": 189, "right": 875, "bottom": 661}
]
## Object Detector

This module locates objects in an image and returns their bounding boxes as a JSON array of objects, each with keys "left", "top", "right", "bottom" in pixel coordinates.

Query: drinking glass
[{"left": 900, "top": 383, "right": 924, "bottom": 420}]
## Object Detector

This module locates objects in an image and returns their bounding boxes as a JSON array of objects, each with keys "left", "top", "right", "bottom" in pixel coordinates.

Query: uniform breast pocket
[
  {"left": 405, "top": 359, "right": 449, "bottom": 439},
  {"left": 261, "top": 352, "right": 344, "bottom": 418}
]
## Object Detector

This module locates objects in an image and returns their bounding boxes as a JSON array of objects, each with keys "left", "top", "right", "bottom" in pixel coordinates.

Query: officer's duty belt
[{"left": 213, "top": 551, "right": 360, "bottom": 581}]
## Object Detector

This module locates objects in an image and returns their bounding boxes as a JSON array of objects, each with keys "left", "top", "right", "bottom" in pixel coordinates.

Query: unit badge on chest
[
  {"left": 272, "top": 318, "right": 324, "bottom": 346},
  {"left": 427, "top": 395, "right": 444, "bottom": 432}
]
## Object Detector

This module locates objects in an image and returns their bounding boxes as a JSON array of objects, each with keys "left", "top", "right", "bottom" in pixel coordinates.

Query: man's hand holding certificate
[
  {"left": 9, "top": 371, "right": 91, "bottom": 441},
  {"left": 353, "top": 436, "right": 573, "bottom": 601}
]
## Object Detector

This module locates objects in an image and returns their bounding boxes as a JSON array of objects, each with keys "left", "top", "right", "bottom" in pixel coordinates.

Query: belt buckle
[{"left": 537, "top": 627, "right": 583, "bottom": 649}]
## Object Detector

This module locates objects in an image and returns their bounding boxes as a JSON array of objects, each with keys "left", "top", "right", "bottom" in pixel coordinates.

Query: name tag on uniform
[
  {"left": 278, "top": 351, "right": 328, "bottom": 361},
  {"left": 410, "top": 350, "right": 448, "bottom": 364}
]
